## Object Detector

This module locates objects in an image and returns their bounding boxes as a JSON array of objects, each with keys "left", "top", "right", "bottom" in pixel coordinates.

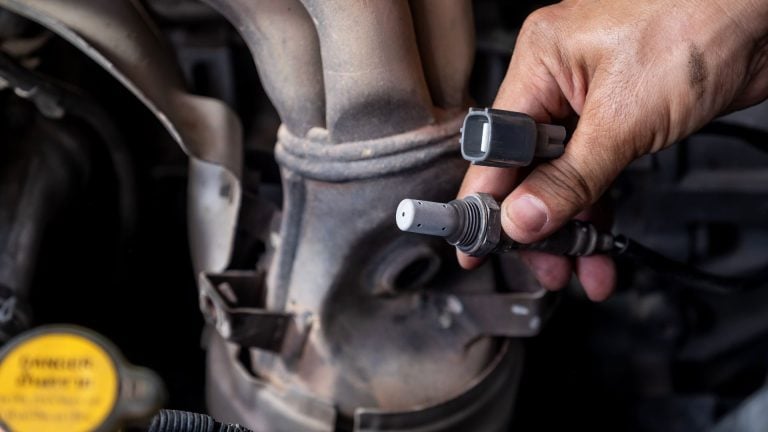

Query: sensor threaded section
[
  {"left": 396, "top": 193, "right": 500, "bottom": 256},
  {"left": 452, "top": 199, "right": 482, "bottom": 249}
]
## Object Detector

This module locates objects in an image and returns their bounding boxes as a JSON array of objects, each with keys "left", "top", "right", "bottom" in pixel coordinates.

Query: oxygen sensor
[
  {"left": 395, "top": 107, "right": 765, "bottom": 295},
  {"left": 396, "top": 194, "right": 617, "bottom": 258},
  {"left": 397, "top": 107, "right": 614, "bottom": 258}
]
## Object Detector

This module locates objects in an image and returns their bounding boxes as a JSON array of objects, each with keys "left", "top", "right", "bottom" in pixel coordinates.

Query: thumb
[{"left": 500, "top": 113, "right": 635, "bottom": 244}]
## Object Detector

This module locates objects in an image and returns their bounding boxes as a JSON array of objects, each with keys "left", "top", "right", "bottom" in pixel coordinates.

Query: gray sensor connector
[{"left": 460, "top": 108, "right": 566, "bottom": 167}]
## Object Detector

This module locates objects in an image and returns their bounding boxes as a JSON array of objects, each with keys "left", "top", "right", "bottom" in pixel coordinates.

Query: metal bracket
[
  {"left": 199, "top": 271, "right": 308, "bottom": 354},
  {"left": 423, "top": 288, "right": 552, "bottom": 345}
]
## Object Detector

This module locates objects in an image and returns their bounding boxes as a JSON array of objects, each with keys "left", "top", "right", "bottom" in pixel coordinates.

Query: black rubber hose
[
  {"left": 0, "top": 52, "right": 137, "bottom": 242},
  {"left": 147, "top": 410, "right": 253, "bottom": 432},
  {"left": 613, "top": 236, "right": 767, "bottom": 294}
]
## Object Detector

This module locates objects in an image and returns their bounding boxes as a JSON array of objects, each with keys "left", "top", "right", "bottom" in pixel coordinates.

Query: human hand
[{"left": 458, "top": 0, "right": 768, "bottom": 300}]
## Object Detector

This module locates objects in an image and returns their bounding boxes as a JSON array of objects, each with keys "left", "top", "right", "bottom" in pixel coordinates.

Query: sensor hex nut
[{"left": 459, "top": 193, "right": 502, "bottom": 256}]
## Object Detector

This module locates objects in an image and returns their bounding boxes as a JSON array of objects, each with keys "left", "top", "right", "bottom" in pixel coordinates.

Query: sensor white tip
[
  {"left": 396, "top": 199, "right": 458, "bottom": 238},
  {"left": 396, "top": 199, "right": 417, "bottom": 232}
]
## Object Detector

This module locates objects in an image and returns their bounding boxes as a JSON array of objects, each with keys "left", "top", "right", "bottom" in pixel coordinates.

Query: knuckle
[{"left": 519, "top": 6, "right": 562, "bottom": 42}]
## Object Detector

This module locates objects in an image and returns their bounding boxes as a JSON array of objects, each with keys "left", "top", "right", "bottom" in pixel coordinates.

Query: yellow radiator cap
[{"left": 0, "top": 326, "right": 164, "bottom": 432}]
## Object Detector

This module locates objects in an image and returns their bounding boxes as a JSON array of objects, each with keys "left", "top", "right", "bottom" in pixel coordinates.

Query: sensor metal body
[
  {"left": 397, "top": 193, "right": 616, "bottom": 258},
  {"left": 397, "top": 193, "right": 501, "bottom": 257}
]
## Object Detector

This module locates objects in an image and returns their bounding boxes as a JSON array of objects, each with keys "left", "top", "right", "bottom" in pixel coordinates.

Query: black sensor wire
[{"left": 612, "top": 235, "right": 767, "bottom": 294}]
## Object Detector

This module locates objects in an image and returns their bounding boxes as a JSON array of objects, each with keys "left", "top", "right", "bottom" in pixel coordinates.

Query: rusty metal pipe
[
  {"left": 410, "top": 0, "right": 475, "bottom": 110},
  {"left": 189, "top": 2, "right": 530, "bottom": 429},
  {"left": 252, "top": 0, "right": 501, "bottom": 413},
  {"left": 202, "top": 0, "right": 325, "bottom": 137},
  {"left": 299, "top": 0, "right": 435, "bottom": 142}
]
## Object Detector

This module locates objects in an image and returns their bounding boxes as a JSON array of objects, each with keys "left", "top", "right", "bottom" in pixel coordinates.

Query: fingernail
[{"left": 505, "top": 194, "right": 549, "bottom": 234}]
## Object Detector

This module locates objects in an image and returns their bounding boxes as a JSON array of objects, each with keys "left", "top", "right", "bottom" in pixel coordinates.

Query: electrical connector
[{"left": 460, "top": 108, "right": 566, "bottom": 167}]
